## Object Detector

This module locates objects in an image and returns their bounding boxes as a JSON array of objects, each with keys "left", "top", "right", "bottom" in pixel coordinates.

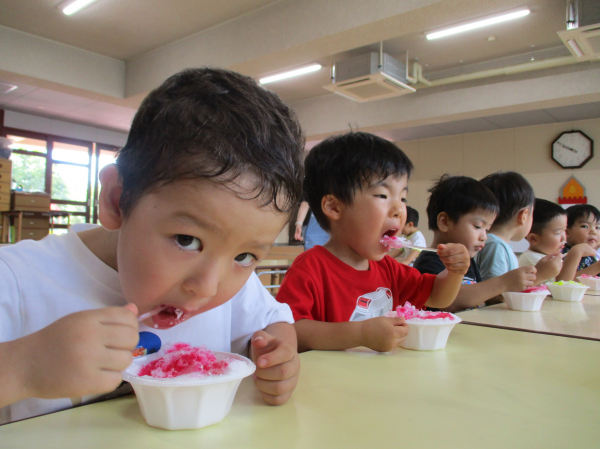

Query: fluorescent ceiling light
[
  {"left": 426, "top": 8, "right": 530, "bottom": 40},
  {"left": 260, "top": 64, "right": 321, "bottom": 84},
  {"left": 62, "top": 0, "right": 98, "bottom": 16}
]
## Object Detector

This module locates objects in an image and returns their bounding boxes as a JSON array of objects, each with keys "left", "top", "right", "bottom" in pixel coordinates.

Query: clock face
[{"left": 552, "top": 131, "right": 593, "bottom": 169}]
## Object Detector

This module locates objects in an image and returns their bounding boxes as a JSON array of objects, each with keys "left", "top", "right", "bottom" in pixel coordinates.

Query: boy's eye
[
  {"left": 234, "top": 253, "right": 256, "bottom": 266},
  {"left": 175, "top": 234, "right": 201, "bottom": 251},
  {"left": 375, "top": 194, "right": 387, "bottom": 199},
  {"left": 401, "top": 198, "right": 407, "bottom": 203}
]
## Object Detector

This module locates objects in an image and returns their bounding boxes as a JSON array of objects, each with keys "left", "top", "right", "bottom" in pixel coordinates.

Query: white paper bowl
[
  {"left": 576, "top": 276, "right": 600, "bottom": 291},
  {"left": 502, "top": 291, "right": 548, "bottom": 312},
  {"left": 547, "top": 283, "right": 589, "bottom": 302},
  {"left": 400, "top": 315, "right": 462, "bottom": 351},
  {"left": 122, "top": 351, "right": 255, "bottom": 430}
]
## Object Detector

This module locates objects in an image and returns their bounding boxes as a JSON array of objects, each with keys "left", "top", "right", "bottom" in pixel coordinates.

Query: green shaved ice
[{"left": 549, "top": 281, "right": 586, "bottom": 287}]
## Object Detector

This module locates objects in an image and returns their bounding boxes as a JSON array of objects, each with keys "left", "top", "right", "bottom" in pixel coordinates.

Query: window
[{"left": 5, "top": 128, "right": 120, "bottom": 231}]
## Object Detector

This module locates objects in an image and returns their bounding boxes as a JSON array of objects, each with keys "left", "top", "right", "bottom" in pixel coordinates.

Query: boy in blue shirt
[
  {"left": 0, "top": 68, "right": 303, "bottom": 422},
  {"left": 475, "top": 171, "right": 561, "bottom": 286},
  {"left": 277, "top": 132, "right": 470, "bottom": 353}
]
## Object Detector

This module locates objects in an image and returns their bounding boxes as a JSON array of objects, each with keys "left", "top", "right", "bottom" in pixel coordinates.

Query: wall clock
[{"left": 551, "top": 130, "right": 593, "bottom": 169}]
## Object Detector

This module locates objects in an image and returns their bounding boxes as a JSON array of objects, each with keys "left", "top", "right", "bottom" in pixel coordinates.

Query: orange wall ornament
[{"left": 558, "top": 176, "right": 587, "bottom": 205}]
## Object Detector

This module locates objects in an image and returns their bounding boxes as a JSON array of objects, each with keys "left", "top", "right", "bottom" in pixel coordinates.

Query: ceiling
[
  {"left": 0, "top": 0, "right": 599, "bottom": 141},
  {"left": 0, "top": 0, "right": 284, "bottom": 61}
]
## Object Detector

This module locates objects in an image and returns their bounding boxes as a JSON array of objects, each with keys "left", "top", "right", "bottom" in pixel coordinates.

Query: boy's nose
[{"left": 181, "top": 264, "right": 220, "bottom": 306}]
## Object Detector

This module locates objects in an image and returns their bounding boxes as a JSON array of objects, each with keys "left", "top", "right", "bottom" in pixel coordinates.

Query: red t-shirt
[{"left": 276, "top": 246, "right": 437, "bottom": 322}]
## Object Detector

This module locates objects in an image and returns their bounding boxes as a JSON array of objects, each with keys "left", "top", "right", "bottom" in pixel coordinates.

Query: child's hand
[
  {"left": 21, "top": 305, "right": 139, "bottom": 401},
  {"left": 437, "top": 243, "right": 470, "bottom": 276},
  {"left": 502, "top": 266, "right": 537, "bottom": 291},
  {"left": 359, "top": 316, "right": 408, "bottom": 353},
  {"left": 571, "top": 243, "right": 597, "bottom": 258},
  {"left": 250, "top": 330, "right": 300, "bottom": 406},
  {"left": 534, "top": 252, "right": 563, "bottom": 283}
]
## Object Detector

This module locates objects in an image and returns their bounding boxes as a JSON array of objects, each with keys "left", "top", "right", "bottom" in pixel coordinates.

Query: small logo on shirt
[
  {"left": 133, "top": 331, "right": 162, "bottom": 357},
  {"left": 349, "top": 287, "right": 393, "bottom": 321}
]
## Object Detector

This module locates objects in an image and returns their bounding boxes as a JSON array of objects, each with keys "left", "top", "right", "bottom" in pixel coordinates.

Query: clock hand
[{"left": 558, "top": 141, "right": 578, "bottom": 153}]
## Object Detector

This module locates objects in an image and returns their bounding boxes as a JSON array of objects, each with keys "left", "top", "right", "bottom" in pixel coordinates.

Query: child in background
[
  {"left": 0, "top": 68, "right": 304, "bottom": 423},
  {"left": 475, "top": 172, "right": 561, "bottom": 286},
  {"left": 389, "top": 206, "right": 426, "bottom": 266},
  {"left": 561, "top": 204, "right": 600, "bottom": 276},
  {"left": 520, "top": 199, "right": 595, "bottom": 281},
  {"left": 414, "top": 175, "right": 537, "bottom": 312},
  {"left": 276, "top": 132, "right": 470, "bottom": 353}
]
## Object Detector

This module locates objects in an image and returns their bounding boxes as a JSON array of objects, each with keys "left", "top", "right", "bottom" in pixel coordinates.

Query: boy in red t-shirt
[{"left": 276, "top": 132, "right": 469, "bottom": 353}]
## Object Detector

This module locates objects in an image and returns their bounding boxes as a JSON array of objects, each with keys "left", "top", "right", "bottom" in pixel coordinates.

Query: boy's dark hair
[
  {"left": 530, "top": 198, "right": 566, "bottom": 235},
  {"left": 426, "top": 175, "right": 499, "bottom": 231},
  {"left": 405, "top": 206, "right": 419, "bottom": 227},
  {"left": 304, "top": 132, "right": 413, "bottom": 232},
  {"left": 479, "top": 172, "right": 534, "bottom": 227},
  {"left": 565, "top": 204, "right": 600, "bottom": 228},
  {"left": 116, "top": 67, "right": 304, "bottom": 216}
]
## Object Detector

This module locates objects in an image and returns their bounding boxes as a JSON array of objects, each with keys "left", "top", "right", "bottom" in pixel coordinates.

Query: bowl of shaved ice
[
  {"left": 122, "top": 342, "right": 255, "bottom": 430},
  {"left": 502, "top": 285, "right": 549, "bottom": 312},
  {"left": 547, "top": 281, "right": 589, "bottom": 302},
  {"left": 386, "top": 302, "right": 461, "bottom": 350},
  {"left": 576, "top": 274, "right": 600, "bottom": 291}
]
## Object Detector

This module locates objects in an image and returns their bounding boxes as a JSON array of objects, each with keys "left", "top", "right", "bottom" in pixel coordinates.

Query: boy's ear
[
  {"left": 98, "top": 164, "right": 124, "bottom": 231},
  {"left": 437, "top": 212, "right": 451, "bottom": 233},
  {"left": 516, "top": 207, "right": 530, "bottom": 226},
  {"left": 525, "top": 233, "right": 538, "bottom": 245},
  {"left": 321, "top": 194, "right": 343, "bottom": 222}
]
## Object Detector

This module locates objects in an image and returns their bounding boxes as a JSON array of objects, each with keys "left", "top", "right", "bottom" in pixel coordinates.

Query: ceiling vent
[
  {"left": 323, "top": 52, "right": 415, "bottom": 102},
  {"left": 558, "top": 0, "right": 600, "bottom": 60}
]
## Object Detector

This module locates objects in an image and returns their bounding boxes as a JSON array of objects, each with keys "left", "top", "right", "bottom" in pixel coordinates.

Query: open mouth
[
  {"left": 382, "top": 229, "right": 398, "bottom": 239},
  {"left": 150, "top": 305, "right": 190, "bottom": 329}
]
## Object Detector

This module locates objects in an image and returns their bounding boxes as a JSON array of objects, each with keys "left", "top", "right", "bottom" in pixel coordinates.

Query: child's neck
[
  {"left": 323, "top": 238, "right": 370, "bottom": 271},
  {"left": 527, "top": 245, "right": 548, "bottom": 255},
  {"left": 489, "top": 223, "right": 518, "bottom": 243},
  {"left": 431, "top": 232, "right": 449, "bottom": 248}
]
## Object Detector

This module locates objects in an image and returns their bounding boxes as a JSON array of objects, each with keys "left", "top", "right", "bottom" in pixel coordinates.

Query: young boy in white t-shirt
[
  {"left": 390, "top": 206, "right": 426, "bottom": 266},
  {"left": 0, "top": 68, "right": 303, "bottom": 423},
  {"left": 520, "top": 199, "right": 596, "bottom": 282}
]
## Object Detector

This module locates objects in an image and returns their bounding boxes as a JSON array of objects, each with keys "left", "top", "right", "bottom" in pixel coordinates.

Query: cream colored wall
[{"left": 399, "top": 117, "right": 600, "bottom": 246}]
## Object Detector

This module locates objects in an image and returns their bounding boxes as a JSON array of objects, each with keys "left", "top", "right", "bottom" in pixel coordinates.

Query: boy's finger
[
  {"left": 123, "top": 303, "right": 138, "bottom": 317},
  {"left": 256, "top": 387, "right": 293, "bottom": 406},
  {"left": 254, "top": 339, "right": 295, "bottom": 369},
  {"left": 392, "top": 316, "right": 406, "bottom": 325},
  {"left": 97, "top": 307, "right": 139, "bottom": 328},
  {"left": 253, "top": 357, "right": 298, "bottom": 381},
  {"left": 439, "top": 254, "right": 470, "bottom": 265},
  {"left": 253, "top": 375, "right": 297, "bottom": 398},
  {"left": 250, "top": 330, "right": 274, "bottom": 350}
]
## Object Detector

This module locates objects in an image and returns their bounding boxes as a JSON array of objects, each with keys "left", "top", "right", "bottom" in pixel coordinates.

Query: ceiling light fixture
[
  {"left": 260, "top": 64, "right": 322, "bottom": 85},
  {"left": 61, "top": 0, "right": 99, "bottom": 16},
  {"left": 426, "top": 8, "right": 530, "bottom": 40}
]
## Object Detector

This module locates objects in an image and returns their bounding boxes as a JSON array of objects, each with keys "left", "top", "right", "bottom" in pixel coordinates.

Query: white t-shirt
[
  {"left": 0, "top": 224, "right": 293, "bottom": 424},
  {"left": 395, "top": 231, "right": 427, "bottom": 264},
  {"left": 519, "top": 249, "right": 545, "bottom": 268}
]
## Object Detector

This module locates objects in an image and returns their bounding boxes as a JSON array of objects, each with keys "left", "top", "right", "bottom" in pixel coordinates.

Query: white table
[
  {"left": 458, "top": 293, "right": 600, "bottom": 340},
  {"left": 2, "top": 324, "right": 599, "bottom": 448}
]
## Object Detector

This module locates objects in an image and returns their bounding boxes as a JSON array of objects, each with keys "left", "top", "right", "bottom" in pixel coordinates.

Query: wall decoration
[{"left": 558, "top": 176, "right": 587, "bottom": 205}]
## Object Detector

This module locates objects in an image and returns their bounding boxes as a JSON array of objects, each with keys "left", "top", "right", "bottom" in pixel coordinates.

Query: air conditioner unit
[
  {"left": 323, "top": 52, "right": 415, "bottom": 102},
  {"left": 558, "top": 0, "right": 600, "bottom": 61}
]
